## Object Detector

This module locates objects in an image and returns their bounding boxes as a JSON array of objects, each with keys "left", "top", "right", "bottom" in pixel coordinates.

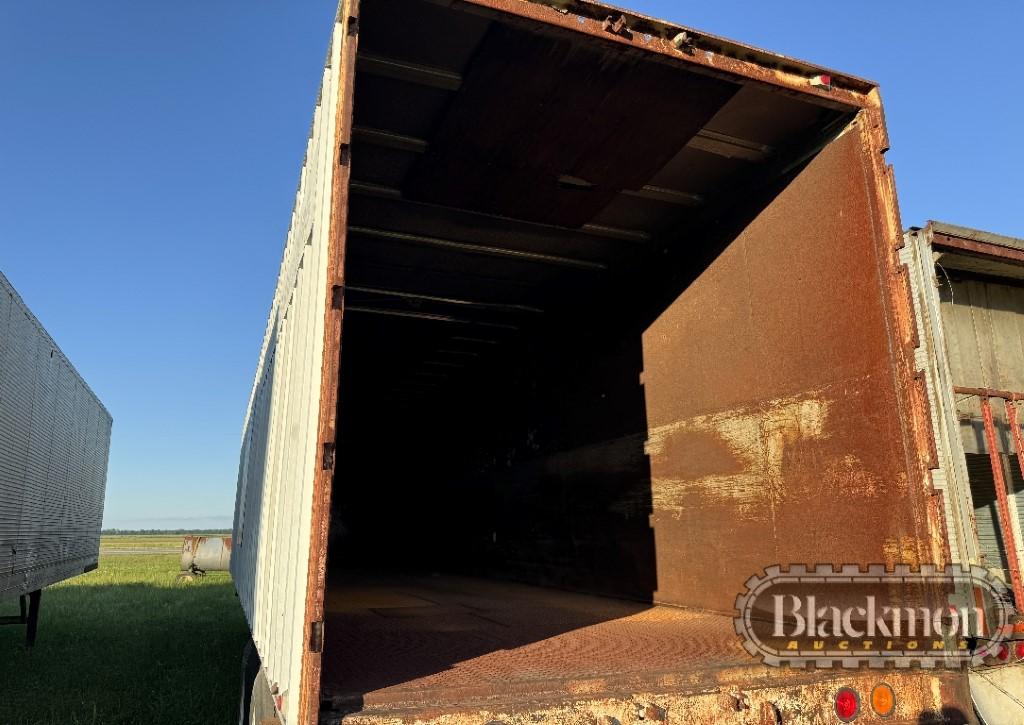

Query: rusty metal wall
[
  {"left": 230, "top": 17, "right": 345, "bottom": 724},
  {"left": 639, "top": 124, "right": 940, "bottom": 611},
  {"left": 0, "top": 271, "right": 112, "bottom": 600}
]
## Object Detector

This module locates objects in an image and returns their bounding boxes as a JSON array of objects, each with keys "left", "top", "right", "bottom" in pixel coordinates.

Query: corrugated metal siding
[
  {"left": 230, "top": 20, "right": 343, "bottom": 723},
  {"left": 0, "top": 271, "right": 112, "bottom": 600},
  {"left": 963, "top": 452, "right": 1011, "bottom": 573},
  {"left": 900, "top": 233, "right": 976, "bottom": 564},
  {"left": 960, "top": 449, "right": 1024, "bottom": 583},
  {"left": 940, "top": 277, "right": 1024, "bottom": 452},
  {"left": 937, "top": 273, "right": 1024, "bottom": 578}
]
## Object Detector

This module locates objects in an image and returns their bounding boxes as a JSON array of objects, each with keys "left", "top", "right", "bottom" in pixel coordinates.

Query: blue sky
[{"left": 2, "top": 2, "right": 1022, "bottom": 529}]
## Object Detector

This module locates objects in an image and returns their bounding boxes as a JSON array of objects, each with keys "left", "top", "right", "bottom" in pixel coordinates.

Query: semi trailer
[
  {"left": 0, "top": 271, "right": 112, "bottom": 646},
  {"left": 231, "top": 0, "right": 977, "bottom": 722}
]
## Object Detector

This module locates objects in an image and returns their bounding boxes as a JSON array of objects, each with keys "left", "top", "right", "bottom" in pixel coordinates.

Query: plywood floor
[{"left": 321, "top": 573, "right": 748, "bottom": 716}]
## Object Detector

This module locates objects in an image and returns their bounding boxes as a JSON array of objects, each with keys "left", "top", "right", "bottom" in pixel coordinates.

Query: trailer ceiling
[{"left": 341, "top": 0, "right": 860, "bottom": 412}]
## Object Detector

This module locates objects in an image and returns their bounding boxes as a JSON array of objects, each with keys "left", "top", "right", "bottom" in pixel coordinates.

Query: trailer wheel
[{"left": 239, "top": 639, "right": 277, "bottom": 725}]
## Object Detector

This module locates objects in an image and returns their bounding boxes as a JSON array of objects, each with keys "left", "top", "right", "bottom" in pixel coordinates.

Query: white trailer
[{"left": 0, "top": 271, "right": 112, "bottom": 645}]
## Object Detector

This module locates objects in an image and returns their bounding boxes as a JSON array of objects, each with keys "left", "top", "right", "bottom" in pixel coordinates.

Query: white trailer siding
[
  {"left": 0, "top": 271, "right": 112, "bottom": 600},
  {"left": 231, "top": 10, "right": 349, "bottom": 723},
  {"left": 901, "top": 231, "right": 978, "bottom": 567}
]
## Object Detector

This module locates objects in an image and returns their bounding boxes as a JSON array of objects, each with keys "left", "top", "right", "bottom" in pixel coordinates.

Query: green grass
[
  {"left": 0, "top": 537, "right": 249, "bottom": 725},
  {"left": 99, "top": 534, "right": 187, "bottom": 550}
]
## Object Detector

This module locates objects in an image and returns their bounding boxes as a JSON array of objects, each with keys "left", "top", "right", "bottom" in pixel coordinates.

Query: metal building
[{"left": 906, "top": 223, "right": 1024, "bottom": 594}]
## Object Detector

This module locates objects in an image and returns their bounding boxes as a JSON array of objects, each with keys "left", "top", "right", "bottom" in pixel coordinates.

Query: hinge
[
  {"left": 602, "top": 14, "right": 631, "bottom": 38},
  {"left": 322, "top": 442, "right": 336, "bottom": 471},
  {"left": 338, "top": 142, "right": 351, "bottom": 167},
  {"left": 309, "top": 620, "right": 324, "bottom": 653},
  {"left": 331, "top": 284, "right": 344, "bottom": 310},
  {"left": 347, "top": 16, "right": 359, "bottom": 36},
  {"left": 671, "top": 31, "right": 695, "bottom": 55}
]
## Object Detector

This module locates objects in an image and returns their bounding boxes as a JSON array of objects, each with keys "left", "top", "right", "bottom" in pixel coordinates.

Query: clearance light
[
  {"left": 835, "top": 687, "right": 860, "bottom": 722},
  {"left": 1015, "top": 642, "right": 1024, "bottom": 661},
  {"left": 810, "top": 74, "right": 832, "bottom": 89},
  {"left": 998, "top": 644, "right": 1011, "bottom": 662},
  {"left": 870, "top": 683, "right": 896, "bottom": 718}
]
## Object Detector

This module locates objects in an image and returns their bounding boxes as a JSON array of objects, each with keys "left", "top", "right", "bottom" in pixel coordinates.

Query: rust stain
[
  {"left": 881, "top": 535, "right": 924, "bottom": 569},
  {"left": 645, "top": 392, "right": 831, "bottom": 523},
  {"left": 646, "top": 427, "right": 746, "bottom": 481},
  {"left": 299, "top": 5, "right": 361, "bottom": 725},
  {"left": 457, "top": 0, "right": 875, "bottom": 111},
  {"left": 333, "top": 671, "right": 965, "bottom": 724}
]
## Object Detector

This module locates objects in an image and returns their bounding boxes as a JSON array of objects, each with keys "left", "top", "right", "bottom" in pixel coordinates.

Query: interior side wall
[{"left": 640, "top": 125, "right": 932, "bottom": 611}]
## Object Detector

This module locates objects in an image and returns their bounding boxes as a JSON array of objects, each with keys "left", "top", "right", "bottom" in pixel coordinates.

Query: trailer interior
[{"left": 323, "top": 0, "right": 906, "bottom": 716}]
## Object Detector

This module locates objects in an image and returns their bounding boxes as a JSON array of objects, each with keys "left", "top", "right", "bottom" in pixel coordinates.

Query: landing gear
[
  {"left": 0, "top": 589, "right": 42, "bottom": 646},
  {"left": 176, "top": 562, "right": 206, "bottom": 583}
]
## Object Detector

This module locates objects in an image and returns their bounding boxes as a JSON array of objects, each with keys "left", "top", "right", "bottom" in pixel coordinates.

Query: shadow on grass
[{"left": 0, "top": 557, "right": 248, "bottom": 725}]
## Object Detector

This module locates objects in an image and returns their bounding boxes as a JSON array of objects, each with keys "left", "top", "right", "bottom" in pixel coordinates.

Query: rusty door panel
[{"left": 641, "top": 125, "right": 935, "bottom": 611}]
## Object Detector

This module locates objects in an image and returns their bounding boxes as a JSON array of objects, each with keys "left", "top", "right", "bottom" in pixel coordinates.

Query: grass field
[
  {"left": 0, "top": 536, "right": 249, "bottom": 725},
  {"left": 98, "top": 535, "right": 189, "bottom": 551}
]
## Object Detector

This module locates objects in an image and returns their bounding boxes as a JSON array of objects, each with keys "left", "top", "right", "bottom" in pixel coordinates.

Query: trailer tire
[
  {"left": 239, "top": 640, "right": 277, "bottom": 725},
  {"left": 249, "top": 665, "right": 277, "bottom": 725}
]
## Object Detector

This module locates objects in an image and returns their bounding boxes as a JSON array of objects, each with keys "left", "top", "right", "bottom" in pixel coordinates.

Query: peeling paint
[{"left": 645, "top": 392, "right": 831, "bottom": 518}]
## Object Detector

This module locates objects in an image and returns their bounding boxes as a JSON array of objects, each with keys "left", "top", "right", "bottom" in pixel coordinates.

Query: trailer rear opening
[
  {"left": 318, "top": 0, "right": 951, "bottom": 718},
  {"left": 233, "top": 0, "right": 972, "bottom": 722}
]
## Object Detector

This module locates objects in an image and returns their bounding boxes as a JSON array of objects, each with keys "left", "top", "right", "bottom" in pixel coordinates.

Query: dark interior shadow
[{"left": 323, "top": 308, "right": 659, "bottom": 712}]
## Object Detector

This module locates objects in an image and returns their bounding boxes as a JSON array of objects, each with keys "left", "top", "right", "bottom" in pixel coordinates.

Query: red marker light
[
  {"left": 810, "top": 73, "right": 833, "bottom": 89},
  {"left": 998, "top": 644, "right": 1011, "bottom": 662},
  {"left": 1015, "top": 642, "right": 1024, "bottom": 660},
  {"left": 835, "top": 687, "right": 860, "bottom": 722}
]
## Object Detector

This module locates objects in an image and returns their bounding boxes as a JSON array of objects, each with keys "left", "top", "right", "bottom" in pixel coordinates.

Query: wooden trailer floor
[{"left": 320, "top": 574, "right": 749, "bottom": 717}]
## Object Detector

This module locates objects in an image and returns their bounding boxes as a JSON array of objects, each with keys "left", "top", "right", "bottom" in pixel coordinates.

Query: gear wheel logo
[{"left": 733, "top": 564, "right": 1013, "bottom": 668}]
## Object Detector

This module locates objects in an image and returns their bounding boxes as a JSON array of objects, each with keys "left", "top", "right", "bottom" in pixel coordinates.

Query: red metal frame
[{"left": 979, "top": 396, "right": 1024, "bottom": 606}]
